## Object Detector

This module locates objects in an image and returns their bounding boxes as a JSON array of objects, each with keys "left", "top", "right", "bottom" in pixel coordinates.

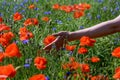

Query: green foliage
[{"left": 0, "top": 0, "right": 120, "bottom": 80}]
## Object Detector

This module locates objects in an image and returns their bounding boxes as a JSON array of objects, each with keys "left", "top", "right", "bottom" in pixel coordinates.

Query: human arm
[
  {"left": 68, "top": 15, "right": 120, "bottom": 41},
  {"left": 43, "top": 15, "right": 120, "bottom": 50}
]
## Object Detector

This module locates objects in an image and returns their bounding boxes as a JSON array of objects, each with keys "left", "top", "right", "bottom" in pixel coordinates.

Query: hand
[{"left": 43, "top": 31, "right": 70, "bottom": 51}]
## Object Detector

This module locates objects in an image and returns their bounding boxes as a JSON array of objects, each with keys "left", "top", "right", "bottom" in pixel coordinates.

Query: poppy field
[{"left": 0, "top": 0, "right": 120, "bottom": 80}]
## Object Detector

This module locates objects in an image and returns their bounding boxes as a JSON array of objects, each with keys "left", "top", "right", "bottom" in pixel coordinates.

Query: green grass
[{"left": 0, "top": 0, "right": 120, "bottom": 80}]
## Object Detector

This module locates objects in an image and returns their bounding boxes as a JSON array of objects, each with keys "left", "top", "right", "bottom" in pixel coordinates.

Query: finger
[
  {"left": 43, "top": 44, "right": 52, "bottom": 51},
  {"left": 52, "top": 31, "right": 67, "bottom": 37},
  {"left": 43, "top": 42, "right": 53, "bottom": 51},
  {"left": 52, "top": 33, "right": 61, "bottom": 37}
]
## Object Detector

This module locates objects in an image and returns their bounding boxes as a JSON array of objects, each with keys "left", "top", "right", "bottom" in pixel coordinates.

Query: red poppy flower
[
  {"left": 62, "top": 64, "right": 67, "bottom": 70},
  {"left": 2, "top": 32, "right": 14, "bottom": 41},
  {"left": 91, "top": 76, "right": 97, "bottom": 80},
  {"left": 23, "top": 18, "right": 32, "bottom": 26},
  {"left": 65, "top": 44, "right": 76, "bottom": 51},
  {"left": 112, "top": 47, "right": 120, "bottom": 58},
  {"left": 28, "top": 4, "right": 35, "bottom": 9},
  {"left": 80, "top": 64, "right": 90, "bottom": 73},
  {"left": 113, "top": 71, "right": 120, "bottom": 79},
  {"left": 91, "top": 75, "right": 109, "bottom": 80},
  {"left": 78, "top": 47, "right": 88, "bottom": 54},
  {"left": 43, "top": 35, "right": 56, "bottom": 46},
  {"left": 41, "top": 16, "right": 50, "bottom": 22},
  {"left": 0, "top": 64, "right": 16, "bottom": 78},
  {"left": 19, "top": 27, "right": 28, "bottom": 33},
  {"left": 0, "top": 17, "right": 3, "bottom": 23},
  {"left": 73, "top": 4, "right": 85, "bottom": 11},
  {"left": 34, "top": 57, "right": 47, "bottom": 70},
  {"left": 13, "top": 12, "right": 22, "bottom": 21},
  {"left": 115, "top": 67, "right": 120, "bottom": 73},
  {"left": 32, "top": 18, "right": 39, "bottom": 25},
  {"left": 80, "top": 3, "right": 91, "bottom": 9},
  {"left": 70, "top": 62, "right": 81, "bottom": 70},
  {"left": 0, "top": 53, "right": 4, "bottom": 62},
  {"left": 80, "top": 36, "right": 96, "bottom": 46},
  {"left": 64, "top": 6, "right": 73, "bottom": 13},
  {"left": 29, "top": 74, "right": 46, "bottom": 80},
  {"left": 4, "top": 43, "right": 22, "bottom": 58},
  {"left": 0, "top": 38, "right": 8, "bottom": 47},
  {"left": 0, "top": 77, "right": 6, "bottom": 80},
  {"left": 0, "top": 32, "right": 14, "bottom": 47},
  {"left": 90, "top": 56, "right": 100, "bottom": 63},
  {"left": 73, "top": 11, "right": 84, "bottom": 18},
  {"left": 60, "top": 5, "right": 73, "bottom": 13},
  {"left": 23, "top": 18, "right": 39, "bottom": 26},
  {"left": 0, "top": 24, "right": 10, "bottom": 32},
  {"left": 62, "top": 58, "right": 82, "bottom": 70},
  {"left": 60, "top": 5, "right": 66, "bottom": 10},
  {"left": 19, "top": 27, "right": 34, "bottom": 41},
  {"left": 113, "top": 67, "right": 120, "bottom": 79},
  {"left": 52, "top": 3, "right": 60, "bottom": 10}
]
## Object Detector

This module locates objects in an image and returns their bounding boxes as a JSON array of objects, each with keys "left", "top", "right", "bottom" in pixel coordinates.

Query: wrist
[{"left": 67, "top": 31, "right": 73, "bottom": 41}]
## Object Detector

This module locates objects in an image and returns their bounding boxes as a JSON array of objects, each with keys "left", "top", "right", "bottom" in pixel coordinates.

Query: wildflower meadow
[{"left": 0, "top": 0, "right": 120, "bottom": 80}]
